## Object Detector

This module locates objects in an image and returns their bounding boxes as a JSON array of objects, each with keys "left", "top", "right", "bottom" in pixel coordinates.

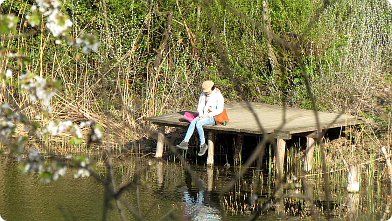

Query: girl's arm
[{"left": 197, "top": 93, "right": 206, "bottom": 116}]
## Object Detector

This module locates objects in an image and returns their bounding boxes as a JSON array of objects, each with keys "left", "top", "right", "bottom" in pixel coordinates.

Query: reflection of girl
[
  {"left": 176, "top": 81, "right": 224, "bottom": 156},
  {"left": 181, "top": 188, "right": 221, "bottom": 221}
]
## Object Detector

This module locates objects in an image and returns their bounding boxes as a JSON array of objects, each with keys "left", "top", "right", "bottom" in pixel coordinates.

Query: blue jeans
[{"left": 184, "top": 116, "right": 215, "bottom": 144}]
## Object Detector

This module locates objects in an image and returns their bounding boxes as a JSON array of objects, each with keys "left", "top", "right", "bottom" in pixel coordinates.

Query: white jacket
[{"left": 197, "top": 88, "right": 224, "bottom": 117}]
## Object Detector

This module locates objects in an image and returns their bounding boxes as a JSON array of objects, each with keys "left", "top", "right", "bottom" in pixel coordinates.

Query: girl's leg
[
  {"left": 183, "top": 117, "right": 199, "bottom": 142},
  {"left": 195, "top": 117, "right": 215, "bottom": 144}
]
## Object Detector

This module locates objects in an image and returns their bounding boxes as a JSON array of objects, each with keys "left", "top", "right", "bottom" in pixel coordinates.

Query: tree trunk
[{"left": 261, "top": 0, "right": 280, "bottom": 78}]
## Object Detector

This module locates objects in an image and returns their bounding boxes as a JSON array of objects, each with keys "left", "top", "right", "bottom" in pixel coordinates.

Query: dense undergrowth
[{"left": 1, "top": 0, "right": 392, "bottom": 154}]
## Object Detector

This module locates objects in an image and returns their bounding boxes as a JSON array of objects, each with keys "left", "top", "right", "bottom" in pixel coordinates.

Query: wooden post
[
  {"left": 156, "top": 161, "right": 163, "bottom": 188},
  {"left": 155, "top": 126, "right": 165, "bottom": 158},
  {"left": 381, "top": 146, "right": 392, "bottom": 182},
  {"left": 207, "top": 166, "right": 213, "bottom": 191},
  {"left": 303, "top": 136, "right": 316, "bottom": 172},
  {"left": 347, "top": 164, "right": 360, "bottom": 192},
  {"left": 207, "top": 131, "right": 215, "bottom": 165},
  {"left": 276, "top": 138, "right": 286, "bottom": 178},
  {"left": 234, "top": 134, "right": 244, "bottom": 166},
  {"left": 346, "top": 193, "right": 359, "bottom": 220}
]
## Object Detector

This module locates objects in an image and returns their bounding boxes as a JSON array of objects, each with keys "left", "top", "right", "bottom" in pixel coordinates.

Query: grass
[{"left": 1, "top": 0, "right": 391, "bottom": 157}]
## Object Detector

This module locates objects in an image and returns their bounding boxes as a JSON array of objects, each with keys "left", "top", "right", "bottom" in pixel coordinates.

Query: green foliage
[
  {"left": 7, "top": 3, "right": 392, "bottom": 139},
  {"left": 69, "top": 138, "right": 83, "bottom": 145},
  {"left": 0, "top": 0, "right": 28, "bottom": 13},
  {"left": 1, "top": 0, "right": 391, "bottom": 144},
  {"left": 0, "top": 14, "right": 19, "bottom": 33},
  {"left": 270, "top": 0, "right": 314, "bottom": 33}
]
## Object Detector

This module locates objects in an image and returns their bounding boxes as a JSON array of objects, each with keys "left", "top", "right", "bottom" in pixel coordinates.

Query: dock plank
[{"left": 146, "top": 102, "right": 362, "bottom": 137}]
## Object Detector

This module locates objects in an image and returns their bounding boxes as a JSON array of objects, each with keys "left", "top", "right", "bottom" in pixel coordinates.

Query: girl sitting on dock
[{"left": 176, "top": 80, "right": 224, "bottom": 156}]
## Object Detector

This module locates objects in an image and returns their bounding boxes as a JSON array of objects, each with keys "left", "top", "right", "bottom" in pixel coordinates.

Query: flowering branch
[{"left": 0, "top": 0, "right": 104, "bottom": 183}]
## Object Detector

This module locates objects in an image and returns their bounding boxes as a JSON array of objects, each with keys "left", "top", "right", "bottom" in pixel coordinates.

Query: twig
[{"left": 337, "top": 146, "right": 350, "bottom": 172}]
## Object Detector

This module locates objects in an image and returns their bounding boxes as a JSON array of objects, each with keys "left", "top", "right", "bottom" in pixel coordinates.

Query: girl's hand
[{"left": 198, "top": 114, "right": 209, "bottom": 121}]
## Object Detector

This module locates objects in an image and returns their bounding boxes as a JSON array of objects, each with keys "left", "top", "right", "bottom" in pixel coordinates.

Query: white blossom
[
  {"left": 35, "top": 0, "right": 58, "bottom": 14},
  {"left": 50, "top": 0, "right": 61, "bottom": 8},
  {"left": 25, "top": 163, "right": 31, "bottom": 172},
  {"left": 4, "top": 14, "right": 18, "bottom": 29},
  {"left": 75, "top": 34, "right": 101, "bottom": 54},
  {"left": 20, "top": 74, "right": 57, "bottom": 112},
  {"left": 0, "top": 108, "right": 16, "bottom": 136},
  {"left": 58, "top": 166, "right": 66, "bottom": 176},
  {"left": 80, "top": 120, "right": 94, "bottom": 128},
  {"left": 52, "top": 172, "right": 59, "bottom": 181},
  {"left": 7, "top": 52, "right": 16, "bottom": 58},
  {"left": 90, "top": 130, "right": 100, "bottom": 141},
  {"left": 44, "top": 120, "right": 72, "bottom": 136},
  {"left": 73, "top": 125, "right": 83, "bottom": 138},
  {"left": 46, "top": 10, "right": 72, "bottom": 37},
  {"left": 38, "top": 164, "right": 45, "bottom": 173},
  {"left": 52, "top": 166, "right": 66, "bottom": 181},
  {"left": 5, "top": 69, "right": 12, "bottom": 78},
  {"left": 58, "top": 120, "right": 72, "bottom": 132},
  {"left": 1, "top": 121, "right": 14, "bottom": 128},
  {"left": 75, "top": 38, "right": 83, "bottom": 45},
  {"left": 31, "top": 5, "right": 37, "bottom": 12},
  {"left": 74, "top": 168, "right": 90, "bottom": 178},
  {"left": 26, "top": 14, "right": 38, "bottom": 27},
  {"left": 0, "top": 103, "right": 10, "bottom": 110},
  {"left": 93, "top": 127, "right": 102, "bottom": 139},
  {"left": 31, "top": 0, "right": 72, "bottom": 37},
  {"left": 28, "top": 148, "right": 40, "bottom": 161}
]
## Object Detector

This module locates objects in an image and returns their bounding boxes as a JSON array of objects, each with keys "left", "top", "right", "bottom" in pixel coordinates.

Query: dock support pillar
[
  {"left": 156, "top": 161, "right": 163, "bottom": 188},
  {"left": 207, "top": 166, "right": 214, "bottom": 191},
  {"left": 155, "top": 126, "right": 165, "bottom": 158},
  {"left": 234, "top": 135, "right": 244, "bottom": 166},
  {"left": 303, "top": 136, "right": 316, "bottom": 172},
  {"left": 207, "top": 131, "right": 215, "bottom": 165},
  {"left": 276, "top": 138, "right": 286, "bottom": 178},
  {"left": 347, "top": 164, "right": 360, "bottom": 192}
]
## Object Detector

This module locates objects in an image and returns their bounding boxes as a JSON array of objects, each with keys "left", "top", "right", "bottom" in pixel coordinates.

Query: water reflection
[
  {"left": 0, "top": 157, "right": 112, "bottom": 221},
  {"left": 346, "top": 193, "right": 359, "bottom": 221},
  {"left": 156, "top": 161, "right": 164, "bottom": 189},
  {"left": 0, "top": 155, "right": 391, "bottom": 220},
  {"left": 179, "top": 169, "right": 221, "bottom": 221},
  {"left": 180, "top": 187, "right": 221, "bottom": 220}
]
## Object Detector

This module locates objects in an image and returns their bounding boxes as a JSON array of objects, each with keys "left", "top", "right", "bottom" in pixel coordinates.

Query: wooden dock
[{"left": 147, "top": 102, "right": 362, "bottom": 173}]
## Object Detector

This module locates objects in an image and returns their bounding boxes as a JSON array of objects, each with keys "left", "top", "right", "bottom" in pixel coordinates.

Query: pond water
[{"left": 0, "top": 155, "right": 390, "bottom": 221}]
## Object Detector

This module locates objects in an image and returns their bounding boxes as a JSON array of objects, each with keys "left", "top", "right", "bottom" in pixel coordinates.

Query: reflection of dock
[{"left": 147, "top": 102, "right": 362, "bottom": 173}]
